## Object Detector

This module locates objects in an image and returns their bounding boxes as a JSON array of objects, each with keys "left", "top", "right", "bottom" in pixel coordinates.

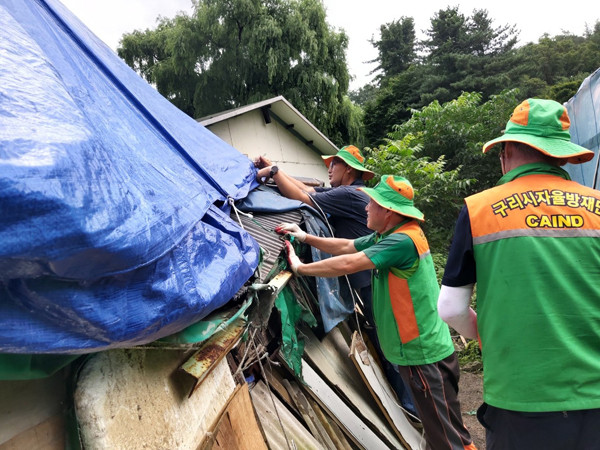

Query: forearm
[
  {"left": 273, "top": 171, "right": 315, "bottom": 204},
  {"left": 296, "top": 252, "right": 374, "bottom": 278},
  {"left": 303, "top": 234, "right": 356, "bottom": 255},
  {"left": 438, "top": 284, "right": 478, "bottom": 340},
  {"left": 287, "top": 174, "right": 316, "bottom": 193}
]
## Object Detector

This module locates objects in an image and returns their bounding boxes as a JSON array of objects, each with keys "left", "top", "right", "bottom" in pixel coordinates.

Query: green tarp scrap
[
  {"left": 160, "top": 300, "right": 252, "bottom": 345},
  {"left": 0, "top": 353, "right": 80, "bottom": 380},
  {"left": 0, "top": 301, "right": 252, "bottom": 380},
  {"left": 275, "top": 284, "right": 317, "bottom": 378}
]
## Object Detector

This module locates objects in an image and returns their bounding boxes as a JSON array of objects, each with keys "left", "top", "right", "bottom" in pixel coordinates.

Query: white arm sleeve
[{"left": 438, "top": 284, "right": 478, "bottom": 340}]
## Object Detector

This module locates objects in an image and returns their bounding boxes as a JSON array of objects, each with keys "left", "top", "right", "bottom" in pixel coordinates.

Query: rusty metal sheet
[{"left": 181, "top": 317, "right": 247, "bottom": 387}]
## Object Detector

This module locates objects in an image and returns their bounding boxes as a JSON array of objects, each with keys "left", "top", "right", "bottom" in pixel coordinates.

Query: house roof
[{"left": 198, "top": 96, "right": 338, "bottom": 156}]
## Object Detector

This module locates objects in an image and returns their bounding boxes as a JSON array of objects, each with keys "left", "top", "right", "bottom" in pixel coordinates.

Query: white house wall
[{"left": 206, "top": 110, "right": 330, "bottom": 185}]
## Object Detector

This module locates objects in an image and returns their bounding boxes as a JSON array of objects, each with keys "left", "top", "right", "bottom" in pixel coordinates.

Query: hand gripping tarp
[{"left": 0, "top": 0, "right": 259, "bottom": 353}]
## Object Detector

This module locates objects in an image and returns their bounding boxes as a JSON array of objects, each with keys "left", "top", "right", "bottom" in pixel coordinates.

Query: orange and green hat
[
  {"left": 322, "top": 145, "right": 375, "bottom": 180},
  {"left": 358, "top": 175, "right": 424, "bottom": 221},
  {"left": 483, "top": 98, "right": 594, "bottom": 164}
]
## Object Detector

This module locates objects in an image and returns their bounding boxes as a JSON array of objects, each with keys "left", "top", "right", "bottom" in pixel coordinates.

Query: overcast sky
[{"left": 60, "top": 0, "right": 596, "bottom": 90}]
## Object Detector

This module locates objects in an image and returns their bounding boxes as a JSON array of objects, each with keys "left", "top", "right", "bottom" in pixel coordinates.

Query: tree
[
  {"left": 509, "top": 25, "right": 600, "bottom": 100},
  {"left": 369, "top": 17, "right": 417, "bottom": 80},
  {"left": 420, "top": 7, "right": 518, "bottom": 105},
  {"left": 361, "top": 8, "right": 520, "bottom": 146},
  {"left": 363, "top": 135, "right": 472, "bottom": 253},
  {"left": 388, "top": 90, "right": 521, "bottom": 195},
  {"left": 362, "top": 90, "right": 522, "bottom": 251},
  {"left": 348, "top": 83, "right": 377, "bottom": 106},
  {"left": 118, "top": 0, "right": 360, "bottom": 145},
  {"left": 362, "top": 66, "right": 425, "bottom": 145}
]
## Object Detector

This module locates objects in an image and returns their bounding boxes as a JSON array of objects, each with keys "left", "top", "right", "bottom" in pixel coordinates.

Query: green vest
[
  {"left": 466, "top": 164, "right": 600, "bottom": 412},
  {"left": 359, "top": 221, "right": 454, "bottom": 366}
]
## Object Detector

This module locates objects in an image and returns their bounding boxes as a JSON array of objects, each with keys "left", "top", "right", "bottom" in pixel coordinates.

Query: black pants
[
  {"left": 396, "top": 352, "right": 475, "bottom": 450},
  {"left": 478, "top": 403, "right": 600, "bottom": 450}
]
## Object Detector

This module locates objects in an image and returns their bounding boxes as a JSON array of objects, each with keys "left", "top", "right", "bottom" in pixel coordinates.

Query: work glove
[
  {"left": 275, "top": 222, "right": 306, "bottom": 242},
  {"left": 284, "top": 241, "right": 302, "bottom": 274}
]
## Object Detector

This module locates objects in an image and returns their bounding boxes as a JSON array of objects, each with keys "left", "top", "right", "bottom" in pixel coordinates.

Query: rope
[{"left": 228, "top": 197, "right": 253, "bottom": 230}]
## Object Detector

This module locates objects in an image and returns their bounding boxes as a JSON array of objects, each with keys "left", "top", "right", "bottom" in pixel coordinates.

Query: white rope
[{"left": 228, "top": 196, "right": 253, "bottom": 230}]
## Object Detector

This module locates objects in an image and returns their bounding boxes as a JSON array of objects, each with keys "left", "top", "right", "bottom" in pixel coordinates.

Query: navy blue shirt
[
  {"left": 311, "top": 179, "right": 371, "bottom": 289},
  {"left": 442, "top": 205, "right": 476, "bottom": 287}
]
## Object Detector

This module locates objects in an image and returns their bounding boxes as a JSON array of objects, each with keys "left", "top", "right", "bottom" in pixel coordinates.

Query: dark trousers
[
  {"left": 478, "top": 403, "right": 600, "bottom": 450},
  {"left": 396, "top": 353, "right": 475, "bottom": 450}
]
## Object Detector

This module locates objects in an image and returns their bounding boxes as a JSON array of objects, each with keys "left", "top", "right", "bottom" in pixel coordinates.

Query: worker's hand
[
  {"left": 254, "top": 155, "right": 272, "bottom": 169},
  {"left": 285, "top": 241, "right": 302, "bottom": 274},
  {"left": 275, "top": 222, "right": 306, "bottom": 242},
  {"left": 255, "top": 166, "right": 272, "bottom": 183}
]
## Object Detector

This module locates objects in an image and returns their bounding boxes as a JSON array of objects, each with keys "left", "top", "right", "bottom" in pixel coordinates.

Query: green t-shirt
[{"left": 355, "top": 224, "right": 454, "bottom": 366}]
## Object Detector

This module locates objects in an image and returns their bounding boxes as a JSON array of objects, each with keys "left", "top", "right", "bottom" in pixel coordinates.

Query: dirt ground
[{"left": 458, "top": 370, "right": 486, "bottom": 449}]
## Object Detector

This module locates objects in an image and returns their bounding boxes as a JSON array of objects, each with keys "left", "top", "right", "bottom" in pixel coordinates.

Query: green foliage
[
  {"left": 348, "top": 83, "right": 377, "bottom": 107},
  {"left": 431, "top": 252, "right": 448, "bottom": 285},
  {"left": 362, "top": 90, "right": 525, "bottom": 251},
  {"left": 118, "top": 0, "right": 362, "bottom": 146},
  {"left": 548, "top": 77, "right": 587, "bottom": 103},
  {"left": 457, "top": 339, "right": 482, "bottom": 370},
  {"left": 363, "top": 7, "right": 520, "bottom": 144},
  {"left": 420, "top": 7, "right": 519, "bottom": 106},
  {"left": 362, "top": 66, "right": 425, "bottom": 145},
  {"left": 363, "top": 134, "right": 472, "bottom": 253},
  {"left": 332, "top": 96, "right": 366, "bottom": 149},
  {"left": 389, "top": 90, "right": 521, "bottom": 194},
  {"left": 369, "top": 17, "right": 417, "bottom": 79},
  {"left": 361, "top": 8, "right": 600, "bottom": 147}
]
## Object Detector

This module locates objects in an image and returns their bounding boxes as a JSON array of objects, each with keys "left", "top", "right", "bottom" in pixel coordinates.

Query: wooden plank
[
  {"left": 301, "top": 326, "right": 403, "bottom": 448},
  {"left": 199, "top": 383, "right": 267, "bottom": 450},
  {"left": 0, "top": 371, "right": 66, "bottom": 444},
  {"left": 349, "top": 332, "right": 424, "bottom": 450},
  {"left": 299, "top": 359, "right": 394, "bottom": 449},
  {"left": 0, "top": 414, "right": 64, "bottom": 450},
  {"left": 250, "top": 381, "right": 322, "bottom": 450},
  {"left": 303, "top": 394, "right": 353, "bottom": 450},
  {"left": 282, "top": 379, "right": 337, "bottom": 449},
  {"left": 264, "top": 367, "right": 295, "bottom": 408}
]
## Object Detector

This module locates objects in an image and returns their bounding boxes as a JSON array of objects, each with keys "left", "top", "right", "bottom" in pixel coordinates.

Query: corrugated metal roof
[{"left": 230, "top": 209, "right": 303, "bottom": 281}]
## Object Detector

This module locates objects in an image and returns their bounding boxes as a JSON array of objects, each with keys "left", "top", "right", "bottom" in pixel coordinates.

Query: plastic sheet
[
  {"left": 0, "top": 0, "right": 259, "bottom": 354},
  {"left": 565, "top": 68, "right": 600, "bottom": 189}
]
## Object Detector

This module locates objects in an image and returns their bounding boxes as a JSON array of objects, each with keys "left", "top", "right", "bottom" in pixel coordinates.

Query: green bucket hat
[
  {"left": 483, "top": 98, "right": 594, "bottom": 164},
  {"left": 358, "top": 175, "right": 424, "bottom": 221},
  {"left": 322, "top": 145, "right": 375, "bottom": 180}
]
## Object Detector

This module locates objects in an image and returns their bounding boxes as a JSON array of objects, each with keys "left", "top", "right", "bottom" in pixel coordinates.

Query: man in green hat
[
  {"left": 255, "top": 146, "right": 373, "bottom": 333},
  {"left": 255, "top": 145, "right": 374, "bottom": 247},
  {"left": 278, "top": 175, "right": 476, "bottom": 450},
  {"left": 438, "top": 98, "right": 600, "bottom": 448},
  {"left": 257, "top": 146, "right": 418, "bottom": 417}
]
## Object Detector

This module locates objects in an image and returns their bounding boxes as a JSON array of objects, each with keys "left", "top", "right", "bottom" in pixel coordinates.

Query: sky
[{"left": 59, "top": 0, "right": 596, "bottom": 90}]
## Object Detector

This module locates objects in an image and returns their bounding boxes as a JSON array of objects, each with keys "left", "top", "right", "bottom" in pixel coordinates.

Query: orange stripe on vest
[{"left": 386, "top": 221, "right": 430, "bottom": 343}]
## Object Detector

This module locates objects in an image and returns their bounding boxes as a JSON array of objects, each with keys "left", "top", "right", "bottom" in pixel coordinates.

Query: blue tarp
[
  {"left": 0, "top": 0, "right": 260, "bottom": 353},
  {"left": 565, "top": 68, "right": 600, "bottom": 189}
]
